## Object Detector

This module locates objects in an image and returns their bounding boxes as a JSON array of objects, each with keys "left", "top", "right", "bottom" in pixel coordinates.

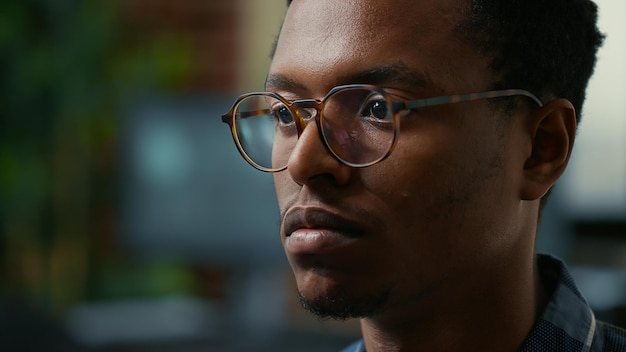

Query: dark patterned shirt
[{"left": 341, "top": 255, "right": 626, "bottom": 351}]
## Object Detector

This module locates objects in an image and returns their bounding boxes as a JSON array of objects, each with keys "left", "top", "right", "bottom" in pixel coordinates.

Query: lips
[{"left": 283, "top": 207, "right": 366, "bottom": 255}]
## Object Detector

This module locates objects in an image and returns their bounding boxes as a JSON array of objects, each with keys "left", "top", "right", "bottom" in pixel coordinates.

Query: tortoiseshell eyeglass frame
[{"left": 221, "top": 84, "right": 543, "bottom": 172}]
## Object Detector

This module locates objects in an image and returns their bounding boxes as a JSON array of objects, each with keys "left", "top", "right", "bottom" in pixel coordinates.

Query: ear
[{"left": 520, "top": 99, "right": 577, "bottom": 201}]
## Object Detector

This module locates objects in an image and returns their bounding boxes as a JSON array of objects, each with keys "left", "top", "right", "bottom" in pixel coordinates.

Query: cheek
[
  {"left": 273, "top": 173, "right": 294, "bottom": 217},
  {"left": 369, "top": 131, "right": 458, "bottom": 202},
  {"left": 368, "top": 121, "right": 509, "bottom": 229}
]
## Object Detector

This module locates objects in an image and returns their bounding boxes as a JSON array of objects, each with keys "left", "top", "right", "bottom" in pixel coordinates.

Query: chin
[{"left": 295, "top": 271, "right": 391, "bottom": 320}]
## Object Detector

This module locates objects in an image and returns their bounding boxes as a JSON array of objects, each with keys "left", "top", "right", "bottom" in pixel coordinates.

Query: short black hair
[{"left": 456, "top": 0, "right": 604, "bottom": 123}]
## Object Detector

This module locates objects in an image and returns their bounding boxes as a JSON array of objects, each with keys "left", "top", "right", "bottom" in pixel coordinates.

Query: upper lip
[{"left": 283, "top": 207, "right": 367, "bottom": 238}]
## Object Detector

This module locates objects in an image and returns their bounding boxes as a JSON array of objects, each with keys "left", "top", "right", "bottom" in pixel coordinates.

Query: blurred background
[{"left": 0, "top": 0, "right": 624, "bottom": 351}]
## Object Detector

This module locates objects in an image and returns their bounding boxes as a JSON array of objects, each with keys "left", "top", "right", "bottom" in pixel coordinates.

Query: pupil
[
  {"left": 370, "top": 100, "right": 389, "bottom": 119},
  {"left": 276, "top": 106, "right": 293, "bottom": 124}
]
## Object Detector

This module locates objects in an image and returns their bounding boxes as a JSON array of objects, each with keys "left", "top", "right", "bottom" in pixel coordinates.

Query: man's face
[{"left": 270, "top": 0, "right": 529, "bottom": 320}]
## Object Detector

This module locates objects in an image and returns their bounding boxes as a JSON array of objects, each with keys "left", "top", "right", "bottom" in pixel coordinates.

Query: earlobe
[{"left": 520, "top": 99, "right": 577, "bottom": 201}]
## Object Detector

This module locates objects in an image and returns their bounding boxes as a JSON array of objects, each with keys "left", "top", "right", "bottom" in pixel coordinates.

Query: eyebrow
[
  {"left": 265, "top": 61, "right": 434, "bottom": 93},
  {"left": 344, "top": 62, "right": 432, "bottom": 88},
  {"left": 265, "top": 73, "right": 306, "bottom": 92}
]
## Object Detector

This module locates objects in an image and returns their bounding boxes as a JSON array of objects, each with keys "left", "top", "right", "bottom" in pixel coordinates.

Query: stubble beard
[{"left": 297, "top": 286, "right": 391, "bottom": 320}]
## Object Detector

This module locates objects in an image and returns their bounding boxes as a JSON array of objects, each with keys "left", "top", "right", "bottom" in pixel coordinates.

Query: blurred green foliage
[{"left": 0, "top": 0, "right": 193, "bottom": 313}]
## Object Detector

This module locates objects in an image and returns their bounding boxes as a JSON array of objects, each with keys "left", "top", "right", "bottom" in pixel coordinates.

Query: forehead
[{"left": 270, "top": 0, "right": 492, "bottom": 95}]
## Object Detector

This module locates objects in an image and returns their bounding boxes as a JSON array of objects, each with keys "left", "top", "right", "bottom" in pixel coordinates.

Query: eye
[
  {"left": 361, "top": 98, "right": 391, "bottom": 121},
  {"left": 272, "top": 105, "right": 294, "bottom": 124}
]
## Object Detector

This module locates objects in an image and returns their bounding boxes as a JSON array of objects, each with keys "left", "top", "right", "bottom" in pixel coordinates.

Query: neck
[{"left": 359, "top": 252, "right": 549, "bottom": 352}]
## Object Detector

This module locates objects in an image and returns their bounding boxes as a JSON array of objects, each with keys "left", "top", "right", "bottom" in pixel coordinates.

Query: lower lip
[{"left": 285, "top": 229, "right": 357, "bottom": 254}]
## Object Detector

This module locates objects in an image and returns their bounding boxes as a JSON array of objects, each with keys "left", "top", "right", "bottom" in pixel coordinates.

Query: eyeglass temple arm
[
  {"left": 221, "top": 109, "right": 273, "bottom": 124},
  {"left": 402, "top": 89, "right": 543, "bottom": 111}
]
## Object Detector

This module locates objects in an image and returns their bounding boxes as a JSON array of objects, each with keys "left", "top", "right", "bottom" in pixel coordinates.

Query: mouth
[{"left": 283, "top": 207, "right": 367, "bottom": 255}]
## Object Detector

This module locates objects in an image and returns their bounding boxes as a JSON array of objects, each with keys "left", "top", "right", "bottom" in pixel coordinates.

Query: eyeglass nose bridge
[{"left": 289, "top": 99, "right": 323, "bottom": 134}]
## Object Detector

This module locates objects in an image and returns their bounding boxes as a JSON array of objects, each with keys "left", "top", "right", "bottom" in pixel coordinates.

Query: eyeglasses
[{"left": 221, "top": 84, "right": 542, "bottom": 172}]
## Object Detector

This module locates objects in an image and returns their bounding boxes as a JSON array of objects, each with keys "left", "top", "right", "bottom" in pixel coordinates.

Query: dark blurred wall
[{"left": 0, "top": 0, "right": 245, "bottom": 331}]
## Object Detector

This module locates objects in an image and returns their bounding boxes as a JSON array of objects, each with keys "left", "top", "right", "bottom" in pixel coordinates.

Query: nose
[{"left": 286, "top": 118, "right": 352, "bottom": 186}]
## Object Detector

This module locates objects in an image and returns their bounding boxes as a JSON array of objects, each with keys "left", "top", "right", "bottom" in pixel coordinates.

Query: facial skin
[{"left": 269, "top": 0, "right": 576, "bottom": 351}]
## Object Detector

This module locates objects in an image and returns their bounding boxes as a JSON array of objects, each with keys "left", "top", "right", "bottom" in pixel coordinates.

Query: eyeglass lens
[{"left": 232, "top": 87, "right": 396, "bottom": 171}]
